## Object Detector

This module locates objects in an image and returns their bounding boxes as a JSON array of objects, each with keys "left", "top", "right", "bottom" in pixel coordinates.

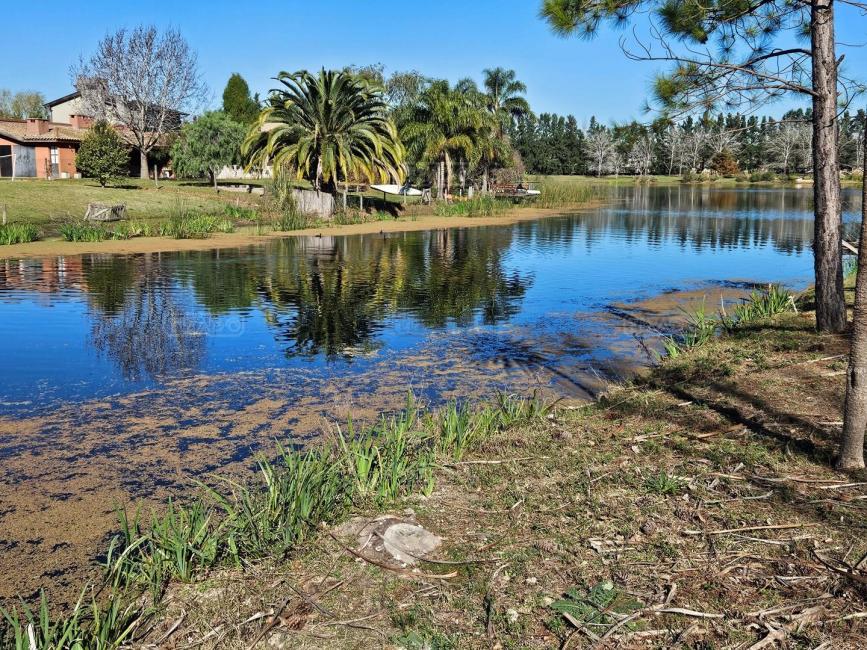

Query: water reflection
[{"left": 0, "top": 186, "right": 838, "bottom": 407}]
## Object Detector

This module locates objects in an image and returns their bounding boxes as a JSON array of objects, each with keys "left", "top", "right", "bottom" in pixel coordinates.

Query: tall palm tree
[
  {"left": 401, "top": 80, "right": 493, "bottom": 199},
  {"left": 482, "top": 68, "right": 531, "bottom": 137},
  {"left": 243, "top": 69, "right": 404, "bottom": 193}
]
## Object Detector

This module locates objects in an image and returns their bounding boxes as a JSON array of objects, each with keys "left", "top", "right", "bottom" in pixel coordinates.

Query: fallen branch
[{"left": 684, "top": 523, "right": 816, "bottom": 536}]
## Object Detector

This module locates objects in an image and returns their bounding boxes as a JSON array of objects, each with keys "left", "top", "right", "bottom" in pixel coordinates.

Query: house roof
[
  {"left": 44, "top": 91, "right": 81, "bottom": 108},
  {"left": 0, "top": 119, "right": 86, "bottom": 144}
]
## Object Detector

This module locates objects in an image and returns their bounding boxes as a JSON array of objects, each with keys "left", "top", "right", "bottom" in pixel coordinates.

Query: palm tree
[
  {"left": 482, "top": 68, "right": 531, "bottom": 138},
  {"left": 243, "top": 69, "right": 404, "bottom": 193},
  {"left": 401, "top": 80, "right": 493, "bottom": 199}
]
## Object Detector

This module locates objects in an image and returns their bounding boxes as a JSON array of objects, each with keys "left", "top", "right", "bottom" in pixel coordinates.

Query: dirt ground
[{"left": 130, "top": 297, "right": 867, "bottom": 648}]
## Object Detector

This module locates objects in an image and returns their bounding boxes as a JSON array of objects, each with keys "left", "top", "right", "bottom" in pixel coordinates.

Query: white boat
[{"left": 370, "top": 184, "right": 423, "bottom": 197}]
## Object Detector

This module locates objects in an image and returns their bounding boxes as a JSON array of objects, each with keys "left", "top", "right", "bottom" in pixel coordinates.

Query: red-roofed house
[{"left": 0, "top": 116, "right": 91, "bottom": 179}]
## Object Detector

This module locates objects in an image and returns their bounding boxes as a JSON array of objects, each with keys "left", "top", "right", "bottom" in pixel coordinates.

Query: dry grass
[{"left": 137, "top": 304, "right": 867, "bottom": 649}]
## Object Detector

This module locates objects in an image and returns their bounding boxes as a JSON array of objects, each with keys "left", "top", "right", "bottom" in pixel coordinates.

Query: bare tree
[
  {"left": 586, "top": 129, "right": 615, "bottom": 176},
  {"left": 72, "top": 26, "right": 207, "bottom": 180},
  {"left": 839, "top": 121, "right": 867, "bottom": 470},
  {"left": 768, "top": 122, "right": 811, "bottom": 174},
  {"left": 629, "top": 135, "right": 655, "bottom": 176}
]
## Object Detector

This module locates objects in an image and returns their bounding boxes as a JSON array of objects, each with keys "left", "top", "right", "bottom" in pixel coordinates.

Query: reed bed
[
  {"left": 533, "top": 179, "right": 597, "bottom": 208},
  {"left": 0, "top": 223, "right": 41, "bottom": 245},
  {"left": 1, "top": 393, "right": 550, "bottom": 647}
]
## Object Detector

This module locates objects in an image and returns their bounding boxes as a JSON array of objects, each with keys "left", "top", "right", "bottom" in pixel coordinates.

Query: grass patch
[
  {"left": 434, "top": 195, "right": 509, "bottom": 218},
  {"left": 0, "top": 223, "right": 41, "bottom": 245},
  {"left": 156, "top": 206, "right": 235, "bottom": 239},
  {"left": 58, "top": 220, "right": 108, "bottom": 242}
]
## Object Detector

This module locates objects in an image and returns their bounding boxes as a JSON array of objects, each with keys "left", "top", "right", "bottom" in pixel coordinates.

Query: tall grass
[
  {"left": 157, "top": 205, "right": 234, "bottom": 239},
  {"left": 535, "top": 179, "right": 597, "bottom": 208},
  {"left": 0, "top": 223, "right": 41, "bottom": 245},
  {"left": 0, "top": 589, "right": 145, "bottom": 650},
  {"left": 269, "top": 172, "right": 310, "bottom": 231},
  {"left": 663, "top": 286, "right": 796, "bottom": 359},
  {"left": 720, "top": 285, "right": 795, "bottom": 331},
  {"left": 434, "top": 195, "right": 508, "bottom": 217},
  {"left": 59, "top": 220, "right": 108, "bottom": 242}
]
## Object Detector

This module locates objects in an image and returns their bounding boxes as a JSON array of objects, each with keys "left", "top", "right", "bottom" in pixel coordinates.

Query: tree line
[{"left": 511, "top": 109, "right": 867, "bottom": 178}]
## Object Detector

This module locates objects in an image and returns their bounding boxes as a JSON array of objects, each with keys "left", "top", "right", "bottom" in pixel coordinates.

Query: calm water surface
[{"left": 0, "top": 185, "right": 861, "bottom": 415}]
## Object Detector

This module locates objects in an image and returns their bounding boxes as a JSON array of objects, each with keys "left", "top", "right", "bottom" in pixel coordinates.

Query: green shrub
[{"left": 0, "top": 223, "right": 41, "bottom": 245}]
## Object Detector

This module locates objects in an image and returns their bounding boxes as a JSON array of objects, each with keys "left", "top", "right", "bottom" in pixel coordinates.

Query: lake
[{"left": 0, "top": 184, "right": 861, "bottom": 599}]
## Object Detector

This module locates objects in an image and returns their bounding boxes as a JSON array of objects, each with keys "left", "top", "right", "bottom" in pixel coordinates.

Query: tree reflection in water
[{"left": 87, "top": 258, "right": 206, "bottom": 381}]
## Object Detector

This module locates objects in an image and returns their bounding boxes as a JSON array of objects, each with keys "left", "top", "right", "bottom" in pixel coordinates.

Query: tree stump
[{"left": 85, "top": 203, "right": 127, "bottom": 222}]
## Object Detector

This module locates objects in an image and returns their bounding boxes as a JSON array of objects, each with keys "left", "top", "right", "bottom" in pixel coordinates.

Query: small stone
[
  {"left": 525, "top": 577, "right": 538, "bottom": 585},
  {"left": 506, "top": 608, "right": 519, "bottom": 624},
  {"left": 542, "top": 596, "right": 554, "bottom": 606},
  {"left": 640, "top": 520, "right": 656, "bottom": 535}
]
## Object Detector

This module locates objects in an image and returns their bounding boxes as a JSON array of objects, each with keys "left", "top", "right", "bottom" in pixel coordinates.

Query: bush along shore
[{"left": 4, "top": 286, "right": 867, "bottom": 649}]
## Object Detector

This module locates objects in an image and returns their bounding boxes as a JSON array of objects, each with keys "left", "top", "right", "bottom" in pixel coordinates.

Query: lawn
[{"left": 0, "top": 178, "right": 261, "bottom": 225}]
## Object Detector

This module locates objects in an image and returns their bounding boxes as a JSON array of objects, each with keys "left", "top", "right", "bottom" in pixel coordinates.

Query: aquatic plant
[
  {"left": 0, "top": 223, "right": 41, "bottom": 245},
  {"left": 434, "top": 195, "right": 507, "bottom": 218},
  {"left": 0, "top": 588, "right": 145, "bottom": 650},
  {"left": 534, "top": 179, "right": 596, "bottom": 208},
  {"left": 720, "top": 285, "right": 795, "bottom": 331},
  {"left": 157, "top": 210, "right": 234, "bottom": 239},
  {"left": 662, "top": 301, "right": 717, "bottom": 358},
  {"left": 59, "top": 220, "right": 108, "bottom": 242}
]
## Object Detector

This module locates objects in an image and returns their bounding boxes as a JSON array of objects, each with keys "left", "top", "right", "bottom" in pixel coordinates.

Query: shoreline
[{"left": 0, "top": 204, "right": 598, "bottom": 260}]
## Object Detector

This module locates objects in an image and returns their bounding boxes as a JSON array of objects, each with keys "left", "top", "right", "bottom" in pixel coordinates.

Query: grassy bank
[{"left": 3, "top": 286, "right": 866, "bottom": 648}]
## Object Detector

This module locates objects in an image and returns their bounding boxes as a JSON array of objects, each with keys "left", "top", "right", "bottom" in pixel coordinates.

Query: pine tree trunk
[
  {"left": 838, "top": 123, "right": 867, "bottom": 470},
  {"left": 811, "top": 0, "right": 847, "bottom": 333}
]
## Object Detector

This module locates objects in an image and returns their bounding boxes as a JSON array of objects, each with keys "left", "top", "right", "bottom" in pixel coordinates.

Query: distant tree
[
  {"left": 585, "top": 128, "right": 615, "bottom": 176},
  {"left": 0, "top": 89, "right": 48, "bottom": 119},
  {"left": 73, "top": 26, "right": 207, "bottom": 181},
  {"left": 75, "top": 120, "right": 130, "bottom": 187},
  {"left": 482, "top": 68, "right": 531, "bottom": 138},
  {"left": 710, "top": 150, "right": 740, "bottom": 177},
  {"left": 244, "top": 69, "right": 404, "bottom": 193},
  {"left": 222, "top": 73, "right": 260, "bottom": 124},
  {"left": 767, "top": 122, "right": 811, "bottom": 175},
  {"left": 171, "top": 111, "right": 246, "bottom": 189},
  {"left": 402, "top": 80, "right": 495, "bottom": 198}
]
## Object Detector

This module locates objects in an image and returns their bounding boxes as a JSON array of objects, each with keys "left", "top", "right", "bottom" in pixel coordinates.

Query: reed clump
[
  {"left": 58, "top": 220, "right": 108, "bottom": 242},
  {"left": 0, "top": 223, "right": 41, "bottom": 245}
]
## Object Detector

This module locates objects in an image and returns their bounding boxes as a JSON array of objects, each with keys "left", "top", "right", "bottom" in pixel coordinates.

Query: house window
[{"left": 50, "top": 147, "right": 59, "bottom": 165}]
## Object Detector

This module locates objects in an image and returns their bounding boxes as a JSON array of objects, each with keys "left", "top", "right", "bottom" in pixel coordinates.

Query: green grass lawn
[{"left": 0, "top": 178, "right": 262, "bottom": 225}]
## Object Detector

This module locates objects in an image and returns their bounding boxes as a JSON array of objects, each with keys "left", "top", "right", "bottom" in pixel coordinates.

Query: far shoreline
[{"left": 0, "top": 203, "right": 602, "bottom": 260}]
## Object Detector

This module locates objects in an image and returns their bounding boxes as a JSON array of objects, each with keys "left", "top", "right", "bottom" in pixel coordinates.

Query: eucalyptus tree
[
  {"left": 401, "top": 80, "right": 494, "bottom": 198},
  {"left": 243, "top": 69, "right": 404, "bottom": 193},
  {"left": 540, "top": 0, "right": 866, "bottom": 333}
]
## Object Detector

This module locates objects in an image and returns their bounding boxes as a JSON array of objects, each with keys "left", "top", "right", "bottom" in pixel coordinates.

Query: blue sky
[{"left": 2, "top": 1, "right": 865, "bottom": 125}]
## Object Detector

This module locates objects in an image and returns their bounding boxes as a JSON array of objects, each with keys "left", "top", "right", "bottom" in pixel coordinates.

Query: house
[
  {"left": 45, "top": 88, "right": 182, "bottom": 177},
  {"left": 0, "top": 116, "right": 90, "bottom": 179}
]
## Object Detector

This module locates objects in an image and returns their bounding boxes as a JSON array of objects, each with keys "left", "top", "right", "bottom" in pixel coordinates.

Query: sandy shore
[{"left": 0, "top": 205, "right": 597, "bottom": 259}]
